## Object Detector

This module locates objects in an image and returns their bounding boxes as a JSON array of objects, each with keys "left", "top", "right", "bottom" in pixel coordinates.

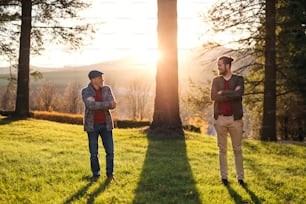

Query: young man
[
  {"left": 81, "top": 70, "right": 117, "bottom": 182},
  {"left": 210, "top": 56, "right": 245, "bottom": 186}
]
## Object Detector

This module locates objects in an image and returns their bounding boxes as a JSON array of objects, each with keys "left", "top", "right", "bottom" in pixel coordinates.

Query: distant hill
[
  {"left": 0, "top": 56, "right": 157, "bottom": 90},
  {"left": 0, "top": 43, "right": 249, "bottom": 90}
]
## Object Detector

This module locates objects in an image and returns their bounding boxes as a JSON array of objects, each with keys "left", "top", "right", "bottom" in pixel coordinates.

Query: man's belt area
[{"left": 219, "top": 114, "right": 233, "bottom": 116}]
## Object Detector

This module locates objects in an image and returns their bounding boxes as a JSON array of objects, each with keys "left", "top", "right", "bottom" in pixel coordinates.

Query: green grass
[{"left": 0, "top": 117, "right": 305, "bottom": 203}]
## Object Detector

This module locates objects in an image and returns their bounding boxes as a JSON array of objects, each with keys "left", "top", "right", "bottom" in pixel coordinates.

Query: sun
[
  {"left": 130, "top": 48, "right": 160, "bottom": 68},
  {"left": 29, "top": 0, "right": 214, "bottom": 68}
]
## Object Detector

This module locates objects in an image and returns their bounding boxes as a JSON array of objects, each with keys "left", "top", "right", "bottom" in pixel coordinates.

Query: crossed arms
[
  {"left": 82, "top": 86, "right": 116, "bottom": 111},
  {"left": 211, "top": 76, "right": 244, "bottom": 103},
  {"left": 86, "top": 96, "right": 116, "bottom": 110}
]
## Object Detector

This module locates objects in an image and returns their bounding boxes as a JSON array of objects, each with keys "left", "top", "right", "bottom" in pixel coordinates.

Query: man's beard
[{"left": 219, "top": 69, "right": 227, "bottom": 76}]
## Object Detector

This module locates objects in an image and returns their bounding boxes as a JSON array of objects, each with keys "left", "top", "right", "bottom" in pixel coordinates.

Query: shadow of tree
[
  {"left": 0, "top": 116, "right": 13, "bottom": 125},
  {"left": 133, "top": 133, "right": 201, "bottom": 203}
]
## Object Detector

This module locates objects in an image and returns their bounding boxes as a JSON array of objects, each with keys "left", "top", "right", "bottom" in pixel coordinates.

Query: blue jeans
[{"left": 87, "top": 124, "right": 114, "bottom": 177}]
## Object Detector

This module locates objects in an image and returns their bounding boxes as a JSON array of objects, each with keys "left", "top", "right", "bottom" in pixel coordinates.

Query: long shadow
[
  {"left": 225, "top": 184, "right": 246, "bottom": 204},
  {"left": 241, "top": 141, "right": 286, "bottom": 203},
  {"left": 242, "top": 184, "right": 261, "bottom": 204},
  {"left": 63, "top": 176, "right": 110, "bottom": 204},
  {"left": 63, "top": 176, "right": 95, "bottom": 204},
  {"left": 86, "top": 179, "right": 110, "bottom": 204},
  {"left": 225, "top": 183, "right": 261, "bottom": 204},
  {"left": 133, "top": 133, "right": 201, "bottom": 203}
]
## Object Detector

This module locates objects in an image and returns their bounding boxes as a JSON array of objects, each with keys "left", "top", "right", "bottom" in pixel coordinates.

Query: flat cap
[{"left": 88, "top": 70, "right": 103, "bottom": 80}]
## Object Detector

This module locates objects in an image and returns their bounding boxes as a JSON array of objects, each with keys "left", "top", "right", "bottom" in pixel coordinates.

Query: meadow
[{"left": 0, "top": 117, "right": 305, "bottom": 203}]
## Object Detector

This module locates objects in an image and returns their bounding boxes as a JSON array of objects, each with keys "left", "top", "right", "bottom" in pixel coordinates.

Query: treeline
[
  {"left": 0, "top": 78, "right": 155, "bottom": 121},
  {"left": 0, "top": 80, "right": 84, "bottom": 114},
  {"left": 0, "top": 78, "right": 205, "bottom": 132}
]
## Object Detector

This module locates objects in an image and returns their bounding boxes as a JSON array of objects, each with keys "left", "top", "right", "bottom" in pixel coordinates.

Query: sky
[{"left": 26, "top": 0, "right": 217, "bottom": 68}]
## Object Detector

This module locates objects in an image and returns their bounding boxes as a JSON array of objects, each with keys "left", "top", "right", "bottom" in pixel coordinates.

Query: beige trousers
[{"left": 214, "top": 115, "right": 244, "bottom": 180}]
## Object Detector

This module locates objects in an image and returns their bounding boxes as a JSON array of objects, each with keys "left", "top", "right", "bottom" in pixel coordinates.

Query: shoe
[
  {"left": 107, "top": 175, "right": 117, "bottom": 184},
  {"left": 238, "top": 179, "right": 245, "bottom": 186},
  {"left": 222, "top": 179, "right": 228, "bottom": 186},
  {"left": 91, "top": 174, "right": 100, "bottom": 182}
]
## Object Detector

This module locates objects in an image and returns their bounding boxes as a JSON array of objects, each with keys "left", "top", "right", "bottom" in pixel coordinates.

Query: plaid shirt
[{"left": 81, "top": 83, "right": 116, "bottom": 132}]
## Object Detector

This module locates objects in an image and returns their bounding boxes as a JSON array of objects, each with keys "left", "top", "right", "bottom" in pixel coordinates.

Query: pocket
[{"left": 213, "top": 119, "right": 218, "bottom": 126}]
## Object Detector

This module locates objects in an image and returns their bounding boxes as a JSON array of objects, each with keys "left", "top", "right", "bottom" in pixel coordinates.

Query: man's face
[
  {"left": 217, "top": 60, "right": 227, "bottom": 76},
  {"left": 92, "top": 75, "right": 104, "bottom": 87}
]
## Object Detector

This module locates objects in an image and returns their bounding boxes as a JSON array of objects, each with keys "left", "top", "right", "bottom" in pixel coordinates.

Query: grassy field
[{"left": 0, "top": 117, "right": 305, "bottom": 204}]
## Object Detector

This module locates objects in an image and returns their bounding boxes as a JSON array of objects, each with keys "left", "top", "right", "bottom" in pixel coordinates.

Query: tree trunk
[
  {"left": 261, "top": 0, "right": 277, "bottom": 141},
  {"left": 15, "top": 0, "right": 32, "bottom": 118},
  {"left": 150, "top": 0, "right": 183, "bottom": 137}
]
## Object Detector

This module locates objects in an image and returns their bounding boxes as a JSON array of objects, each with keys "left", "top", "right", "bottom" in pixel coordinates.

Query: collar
[{"left": 223, "top": 75, "right": 232, "bottom": 81}]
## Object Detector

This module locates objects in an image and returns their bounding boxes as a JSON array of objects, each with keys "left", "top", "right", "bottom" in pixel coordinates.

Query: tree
[
  {"left": 62, "top": 81, "right": 83, "bottom": 114},
  {"left": 0, "top": 0, "right": 94, "bottom": 117},
  {"left": 0, "top": 78, "right": 16, "bottom": 111},
  {"left": 37, "top": 81, "right": 57, "bottom": 111},
  {"left": 182, "top": 79, "right": 212, "bottom": 123},
  {"left": 0, "top": 63, "right": 17, "bottom": 112},
  {"left": 150, "top": 0, "right": 183, "bottom": 137},
  {"left": 127, "top": 81, "right": 138, "bottom": 120},
  {"left": 276, "top": 0, "right": 306, "bottom": 141},
  {"left": 0, "top": 1, "right": 18, "bottom": 62},
  {"left": 15, "top": 0, "right": 32, "bottom": 117},
  {"left": 126, "top": 78, "right": 152, "bottom": 120},
  {"left": 261, "top": 0, "right": 277, "bottom": 141}
]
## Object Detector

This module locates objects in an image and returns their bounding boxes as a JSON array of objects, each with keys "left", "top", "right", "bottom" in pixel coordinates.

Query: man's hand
[
  {"left": 110, "top": 101, "right": 117, "bottom": 109},
  {"left": 235, "top": 86, "right": 241, "bottom": 91},
  {"left": 87, "top": 96, "right": 116, "bottom": 109},
  {"left": 217, "top": 90, "right": 223, "bottom": 94},
  {"left": 87, "top": 96, "right": 95, "bottom": 102}
]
